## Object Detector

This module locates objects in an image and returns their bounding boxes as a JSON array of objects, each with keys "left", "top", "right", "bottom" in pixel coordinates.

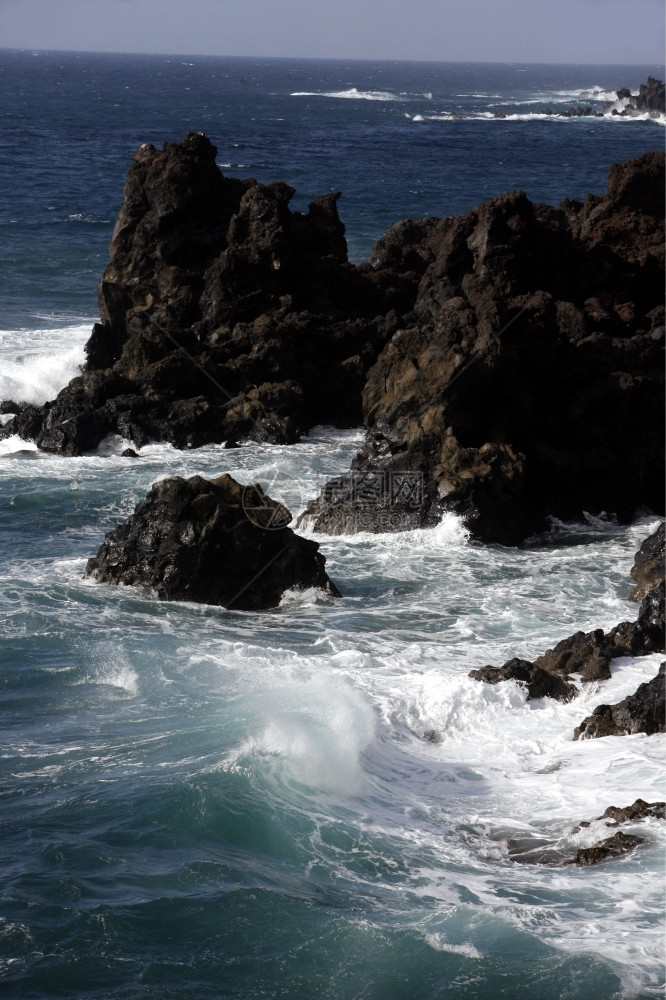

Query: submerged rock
[
  {"left": 85, "top": 472, "right": 340, "bottom": 611},
  {"left": 508, "top": 798, "right": 663, "bottom": 867}
]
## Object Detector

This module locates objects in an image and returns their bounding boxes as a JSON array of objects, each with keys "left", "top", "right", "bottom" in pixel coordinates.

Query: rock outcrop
[
  {"left": 299, "top": 151, "right": 665, "bottom": 544},
  {"left": 469, "top": 526, "right": 665, "bottom": 704},
  {"left": 573, "top": 662, "right": 665, "bottom": 740},
  {"left": 507, "top": 798, "right": 664, "bottom": 867},
  {"left": 629, "top": 522, "right": 665, "bottom": 601},
  {"left": 469, "top": 593, "right": 664, "bottom": 703},
  {"left": 3, "top": 139, "right": 664, "bottom": 546},
  {"left": 5, "top": 133, "right": 404, "bottom": 454},
  {"left": 612, "top": 77, "right": 665, "bottom": 117},
  {"left": 580, "top": 799, "right": 665, "bottom": 826},
  {"left": 85, "top": 472, "right": 340, "bottom": 611}
]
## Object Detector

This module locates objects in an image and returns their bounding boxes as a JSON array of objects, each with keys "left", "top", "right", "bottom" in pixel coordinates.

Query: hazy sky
[{"left": 0, "top": 0, "right": 664, "bottom": 64}]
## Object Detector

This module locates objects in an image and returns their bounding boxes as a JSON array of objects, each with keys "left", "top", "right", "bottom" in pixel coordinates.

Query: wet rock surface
[
  {"left": 470, "top": 589, "right": 664, "bottom": 703},
  {"left": 469, "top": 527, "right": 665, "bottom": 706},
  {"left": 611, "top": 76, "right": 665, "bottom": 117},
  {"left": 573, "top": 661, "right": 665, "bottom": 740},
  {"left": 85, "top": 472, "right": 340, "bottom": 611},
  {"left": 629, "top": 522, "right": 665, "bottom": 601},
  {"left": 507, "top": 798, "right": 664, "bottom": 867}
]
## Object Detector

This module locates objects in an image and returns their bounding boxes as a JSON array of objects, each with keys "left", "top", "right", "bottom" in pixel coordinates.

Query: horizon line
[{"left": 0, "top": 46, "right": 664, "bottom": 69}]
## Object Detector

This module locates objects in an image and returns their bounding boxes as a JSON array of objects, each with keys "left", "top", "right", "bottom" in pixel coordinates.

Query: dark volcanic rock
[
  {"left": 573, "top": 662, "right": 665, "bottom": 739},
  {"left": 612, "top": 77, "right": 666, "bottom": 116},
  {"left": 4, "top": 132, "right": 404, "bottom": 455},
  {"left": 469, "top": 657, "right": 578, "bottom": 702},
  {"left": 570, "top": 832, "right": 645, "bottom": 866},
  {"left": 470, "top": 572, "right": 664, "bottom": 702},
  {"left": 469, "top": 628, "right": 614, "bottom": 703},
  {"left": 300, "top": 152, "right": 665, "bottom": 544},
  {"left": 3, "top": 139, "right": 664, "bottom": 547},
  {"left": 636, "top": 77, "right": 666, "bottom": 112},
  {"left": 597, "top": 798, "right": 665, "bottom": 825},
  {"left": 509, "top": 798, "right": 663, "bottom": 867},
  {"left": 629, "top": 523, "right": 665, "bottom": 600},
  {"left": 85, "top": 472, "right": 340, "bottom": 611}
]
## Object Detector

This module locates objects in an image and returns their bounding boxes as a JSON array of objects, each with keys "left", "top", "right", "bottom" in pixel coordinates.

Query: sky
[{"left": 0, "top": 0, "right": 664, "bottom": 65}]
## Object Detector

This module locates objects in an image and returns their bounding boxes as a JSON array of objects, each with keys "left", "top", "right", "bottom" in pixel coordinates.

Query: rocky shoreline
[
  {"left": 467, "top": 523, "right": 664, "bottom": 733},
  {"left": 493, "top": 75, "right": 666, "bottom": 121},
  {"left": 2, "top": 121, "right": 661, "bottom": 869},
  {"left": 2, "top": 131, "right": 663, "bottom": 547}
]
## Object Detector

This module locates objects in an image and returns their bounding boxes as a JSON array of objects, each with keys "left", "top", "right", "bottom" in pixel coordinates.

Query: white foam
[
  {"left": 291, "top": 88, "right": 404, "bottom": 102},
  {"left": 0, "top": 434, "right": 39, "bottom": 456},
  {"left": 0, "top": 322, "right": 92, "bottom": 404},
  {"left": 278, "top": 586, "right": 337, "bottom": 609},
  {"left": 223, "top": 672, "right": 376, "bottom": 796},
  {"left": 550, "top": 86, "right": 619, "bottom": 102},
  {"left": 423, "top": 933, "right": 483, "bottom": 959},
  {"left": 84, "top": 643, "right": 139, "bottom": 695}
]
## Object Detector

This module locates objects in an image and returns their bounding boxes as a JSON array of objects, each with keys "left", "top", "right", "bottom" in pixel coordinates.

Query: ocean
[{"left": 0, "top": 51, "right": 664, "bottom": 999}]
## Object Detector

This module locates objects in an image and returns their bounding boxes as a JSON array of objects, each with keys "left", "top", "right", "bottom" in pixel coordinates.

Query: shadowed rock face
[
  {"left": 85, "top": 472, "right": 340, "bottom": 611},
  {"left": 629, "top": 522, "right": 665, "bottom": 601},
  {"left": 3, "top": 138, "right": 664, "bottom": 545},
  {"left": 6, "top": 133, "right": 405, "bottom": 454},
  {"left": 300, "top": 151, "right": 665, "bottom": 545}
]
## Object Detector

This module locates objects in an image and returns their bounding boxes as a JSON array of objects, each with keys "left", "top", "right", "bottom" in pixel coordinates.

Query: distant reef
[
  {"left": 513, "top": 75, "right": 666, "bottom": 120},
  {"left": 611, "top": 76, "right": 665, "bottom": 117},
  {"left": 2, "top": 132, "right": 663, "bottom": 545}
]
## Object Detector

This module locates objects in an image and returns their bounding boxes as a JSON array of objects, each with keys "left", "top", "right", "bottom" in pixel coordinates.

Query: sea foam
[{"left": 0, "top": 322, "right": 92, "bottom": 405}]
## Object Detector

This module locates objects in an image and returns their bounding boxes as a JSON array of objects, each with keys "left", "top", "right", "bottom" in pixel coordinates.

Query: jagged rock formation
[
  {"left": 5, "top": 133, "right": 404, "bottom": 454},
  {"left": 299, "top": 151, "right": 665, "bottom": 544},
  {"left": 468, "top": 525, "right": 665, "bottom": 705},
  {"left": 580, "top": 799, "right": 665, "bottom": 826},
  {"left": 85, "top": 472, "right": 340, "bottom": 611},
  {"left": 613, "top": 77, "right": 665, "bottom": 117},
  {"left": 469, "top": 586, "right": 664, "bottom": 703},
  {"left": 3, "top": 139, "right": 663, "bottom": 546},
  {"left": 629, "top": 521, "right": 665, "bottom": 600},
  {"left": 536, "top": 76, "right": 666, "bottom": 119},
  {"left": 573, "top": 662, "right": 665, "bottom": 740}
]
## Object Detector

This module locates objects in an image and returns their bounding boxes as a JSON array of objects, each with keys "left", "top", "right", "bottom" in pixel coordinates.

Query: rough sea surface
[{"left": 0, "top": 52, "right": 664, "bottom": 998}]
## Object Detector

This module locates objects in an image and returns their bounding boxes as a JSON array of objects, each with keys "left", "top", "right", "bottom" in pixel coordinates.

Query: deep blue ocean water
[{"left": 0, "top": 51, "right": 664, "bottom": 999}]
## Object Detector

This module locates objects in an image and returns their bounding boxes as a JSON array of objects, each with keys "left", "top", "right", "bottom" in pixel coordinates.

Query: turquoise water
[{"left": 0, "top": 53, "right": 664, "bottom": 998}]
